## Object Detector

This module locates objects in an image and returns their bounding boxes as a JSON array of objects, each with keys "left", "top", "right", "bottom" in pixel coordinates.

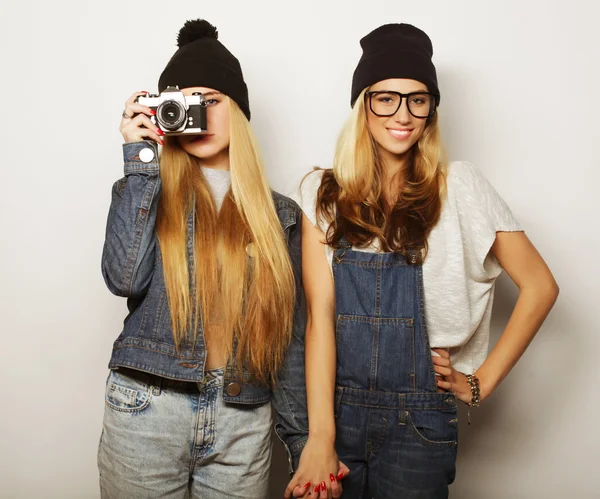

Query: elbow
[
  {"left": 101, "top": 260, "right": 149, "bottom": 299},
  {"left": 534, "top": 274, "right": 560, "bottom": 309},
  {"left": 517, "top": 272, "right": 560, "bottom": 312},
  {"left": 543, "top": 268, "right": 560, "bottom": 304},
  {"left": 101, "top": 262, "right": 129, "bottom": 297},
  {"left": 548, "top": 278, "right": 560, "bottom": 305}
]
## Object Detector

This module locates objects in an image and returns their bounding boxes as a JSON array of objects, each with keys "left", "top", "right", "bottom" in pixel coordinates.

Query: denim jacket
[{"left": 101, "top": 140, "right": 308, "bottom": 471}]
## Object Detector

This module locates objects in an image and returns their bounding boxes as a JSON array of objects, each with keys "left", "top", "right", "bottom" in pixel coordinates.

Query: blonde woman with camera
[{"left": 98, "top": 19, "right": 308, "bottom": 499}]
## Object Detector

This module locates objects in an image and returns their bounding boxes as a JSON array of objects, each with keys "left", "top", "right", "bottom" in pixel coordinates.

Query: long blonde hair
[
  {"left": 156, "top": 97, "right": 295, "bottom": 383},
  {"left": 316, "top": 87, "right": 447, "bottom": 263}
]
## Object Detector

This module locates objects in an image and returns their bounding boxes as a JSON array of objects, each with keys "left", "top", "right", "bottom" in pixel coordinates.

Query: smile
[{"left": 387, "top": 128, "right": 413, "bottom": 140}]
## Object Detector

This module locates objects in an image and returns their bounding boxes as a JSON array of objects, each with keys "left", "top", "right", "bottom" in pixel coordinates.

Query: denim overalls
[{"left": 332, "top": 239, "right": 458, "bottom": 498}]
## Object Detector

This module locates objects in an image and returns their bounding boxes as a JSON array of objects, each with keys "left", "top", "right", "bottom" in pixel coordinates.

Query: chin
[
  {"left": 184, "top": 144, "right": 224, "bottom": 160},
  {"left": 380, "top": 140, "right": 416, "bottom": 157}
]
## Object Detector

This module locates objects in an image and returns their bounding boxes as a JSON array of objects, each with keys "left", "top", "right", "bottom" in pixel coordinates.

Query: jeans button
[{"left": 226, "top": 382, "right": 241, "bottom": 397}]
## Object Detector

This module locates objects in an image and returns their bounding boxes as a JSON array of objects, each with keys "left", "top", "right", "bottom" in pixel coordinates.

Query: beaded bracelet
[{"left": 465, "top": 373, "right": 481, "bottom": 425}]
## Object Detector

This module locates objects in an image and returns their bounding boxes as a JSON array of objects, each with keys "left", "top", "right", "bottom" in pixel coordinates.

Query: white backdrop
[{"left": 1, "top": 1, "right": 599, "bottom": 498}]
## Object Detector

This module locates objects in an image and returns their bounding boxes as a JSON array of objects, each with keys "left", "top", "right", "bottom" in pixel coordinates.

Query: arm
[
  {"left": 285, "top": 213, "right": 346, "bottom": 499},
  {"left": 101, "top": 140, "right": 161, "bottom": 298},
  {"left": 303, "top": 214, "right": 337, "bottom": 444},
  {"left": 475, "top": 231, "right": 559, "bottom": 397},
  {"left": 434, "top": 231, "right": 560, "bottom": 401},
  {"left": 272, "top": 211, "right": 309, "bottom": 473}
]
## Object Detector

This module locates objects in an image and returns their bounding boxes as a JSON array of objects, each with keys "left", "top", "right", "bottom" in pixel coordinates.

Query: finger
[
  {"left": 339, "top": 461, "right": 351, "bottom": 477},
  {"left": 319, "top": 481, "right": 327, "bottom": 499},
  {"left": 119, "top": 117, "right": 156, "bottom": 138},
  {"left": 122, "top": 115, "right": 164, "bottom": 144},
  {"left": 131, "top": 113, "right": 161, "bottom": 132},
  {"left": 123, "top": 102, "right": 156, "bottom": 120},
  {"left": 432, "top": 348, "right": 450, "bottom": 359},
  {"left": 330, "top": 477, "right": 341, "bottom": 498},
  {"left": 333, "top": 483, "right": 343, "bottom": 499},
  {"left": 122, "top": 126, "right": 164, "bottom": 145},
  {"left": 284, "top": 480, "right": 299, "bottom": 499},
  {"left": 437, "top": 379, "right": 452, "bottom": 390},
  {"left": 311, "top": 484, "right": 321, "bottom": 497},
  {"left": 432, "top": 355, "right": 450, "bottom": 367},
  {"left": 126, "top": 91, "right": 149, "bottom": 106},
  {"left": 292, "top": 483, "right": 311, "bottom": 498},
  {"left": 434, "top": 365, "right": 452, "bottom": 377}
]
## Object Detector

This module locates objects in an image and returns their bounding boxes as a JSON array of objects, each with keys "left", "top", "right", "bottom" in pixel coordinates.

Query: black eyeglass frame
[{"left": 365, "top": 90, "right": 440, "bottom": 118}]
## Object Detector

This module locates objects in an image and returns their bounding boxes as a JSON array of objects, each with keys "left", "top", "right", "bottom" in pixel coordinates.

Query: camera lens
[{"left": 157, "top": 100, "right": 186, "bottom": 131}]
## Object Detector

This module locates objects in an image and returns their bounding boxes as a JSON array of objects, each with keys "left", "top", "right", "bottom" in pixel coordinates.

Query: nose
[{"left": 393, "top": 98, "right": 412, "bottom": 124}]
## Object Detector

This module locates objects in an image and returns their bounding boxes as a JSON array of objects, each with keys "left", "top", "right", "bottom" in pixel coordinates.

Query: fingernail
[
  {"left": 303, "top": 482, "right": 311, "bottom": 490},
  {"left": 150, "top": 109, "right": 156, "bottom": 115},
  {"left": 314, "top": 485, "right": 320, "bottom": 493},
  {"left": 320, "top": 481, "right": 326, "bottom": 491},
  {"left": 141, "top": 90, "right": 148, "bottom": 94},
  {"left": 330, "top": 473, "right": 336, "bottom": 482},
  {"left": 336, "top": 472, "right": 344, "bottom": 480},
  {"left": 156, "top": 129, "right": 164, "bottom": 136},
  {"left": 159, "top": 139, "right": 164, "bottom": 146}
]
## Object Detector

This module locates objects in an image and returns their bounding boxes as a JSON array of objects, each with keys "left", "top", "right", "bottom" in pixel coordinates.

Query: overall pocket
[
  {"left": 405, "top": 403, "right": 458, "bottom": 447},
  {"left": 405, "top": 395, "right": 458, "bottom": 447}
]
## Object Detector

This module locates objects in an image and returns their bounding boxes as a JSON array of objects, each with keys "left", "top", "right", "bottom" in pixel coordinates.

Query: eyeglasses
[{"left": 365, "top": 91, "right": 439, "bottom": 119}]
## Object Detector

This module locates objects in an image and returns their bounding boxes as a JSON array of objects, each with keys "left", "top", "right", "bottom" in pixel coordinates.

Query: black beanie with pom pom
[{"left": 158, "top": 19, "right": 251, "bottom": 120}]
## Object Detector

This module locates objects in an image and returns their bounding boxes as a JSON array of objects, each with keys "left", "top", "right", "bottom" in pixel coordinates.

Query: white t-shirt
[
  {"left": 294, "top": 161, "right": 523, "bottom": 374},
  {"left": 201, "top": 166, "right": 231, "bottom": 212}
]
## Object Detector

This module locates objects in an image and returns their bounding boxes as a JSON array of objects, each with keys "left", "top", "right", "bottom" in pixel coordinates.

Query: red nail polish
[
  {"left": 336, "top": 472, "right": 344, "bottom": 480},
  {"left": 159, "top": 139, "right": 164, "bottom": 146},
  {"left": 314, "top": 485, "right": 320, "bottom": 493},
  {"left": 330, "top": 473, "right": 336, "bottom": 482},
  {"left": 150, "top": 109, "right": 156, "bottom": 115},
  {"left": 320, "top": 481, "right": 326, "bottom": 491},
  {"left": 303, "top": 482, "right": 311, "bottom": 490},
  {"left": 141, "top": 90, "right": 148, "bottom": 94},
  {"left": 156, "top": 129, "right": 164, "bottom": 136}
]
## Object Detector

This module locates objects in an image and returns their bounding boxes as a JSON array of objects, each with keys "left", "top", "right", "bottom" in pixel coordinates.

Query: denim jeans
[{"left": 98, "top": 367, "right": 272, "bottom": 498}]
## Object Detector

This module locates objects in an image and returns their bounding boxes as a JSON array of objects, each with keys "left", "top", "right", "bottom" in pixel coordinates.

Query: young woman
[
  {"left": 98, "top": 20, "right": 308, "bottom": 498},
  {"left": 286, "top": 23, "right": 559, "bottom": 499}
]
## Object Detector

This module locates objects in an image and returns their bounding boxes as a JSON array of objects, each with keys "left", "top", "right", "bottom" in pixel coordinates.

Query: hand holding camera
[
  {"left": 119, "top": 91, "right": 164, "bottom": 145},
  {"left": 119, "top": 86, "right": 209, "bottom": 146}
]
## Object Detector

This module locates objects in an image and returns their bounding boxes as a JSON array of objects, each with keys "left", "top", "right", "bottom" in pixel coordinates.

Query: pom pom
[{"left": 177, "top": 19, "right": 218, "bottom": 47}]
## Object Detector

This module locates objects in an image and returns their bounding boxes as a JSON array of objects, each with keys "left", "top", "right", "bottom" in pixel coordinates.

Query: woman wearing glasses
[{"left": 286, "top": 23, "right": 558, "bottom": 498}]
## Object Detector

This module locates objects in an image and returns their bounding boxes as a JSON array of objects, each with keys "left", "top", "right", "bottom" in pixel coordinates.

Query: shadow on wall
[
  {"left": 451, "top": 272, "right": 581, "bottom": 498},
  {"left": 269, "top": 426, "right": 292, "bottom": 498}
]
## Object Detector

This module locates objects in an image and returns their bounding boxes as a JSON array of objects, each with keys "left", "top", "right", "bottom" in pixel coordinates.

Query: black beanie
[
  {"left": 158, "top": 20, "right": 251, "bottom": 120},
  {"left": 350, "top": 23, "right": 439, "bottom": 108}
]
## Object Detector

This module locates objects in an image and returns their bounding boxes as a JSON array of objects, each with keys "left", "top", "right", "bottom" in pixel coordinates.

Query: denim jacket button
[
  {"left": 226, "top": 382, "right": 242, "bottom": 396},
  {"left": 139, "top": 147, "right": 155, "bottom": 163}
]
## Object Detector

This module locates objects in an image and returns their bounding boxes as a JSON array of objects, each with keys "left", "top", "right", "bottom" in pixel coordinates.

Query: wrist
[
  {"left": 473, "top": 369, "right": 498, "bottom": 402},
  {"left": 308, "top": 429, "right": 336, "bottom": 445}
]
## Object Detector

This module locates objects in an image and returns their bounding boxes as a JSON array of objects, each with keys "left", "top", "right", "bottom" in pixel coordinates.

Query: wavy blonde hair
[
  {"left": 316, "top": 87, "right": 447, "bottom": 263},
  {"left": 156, "top": 97, "right": 295, "bottom": 383}
]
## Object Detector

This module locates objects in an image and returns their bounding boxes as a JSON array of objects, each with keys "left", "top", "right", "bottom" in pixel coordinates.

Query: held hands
[
  {"left": 432, "top": 348, "right": 488, "bottom": 403},
  {"left": 284, "top": 437, "right": 349, "bottom": 499},
  {"left": 119, "top": 91, "right": 164, "bottom": 145}
]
